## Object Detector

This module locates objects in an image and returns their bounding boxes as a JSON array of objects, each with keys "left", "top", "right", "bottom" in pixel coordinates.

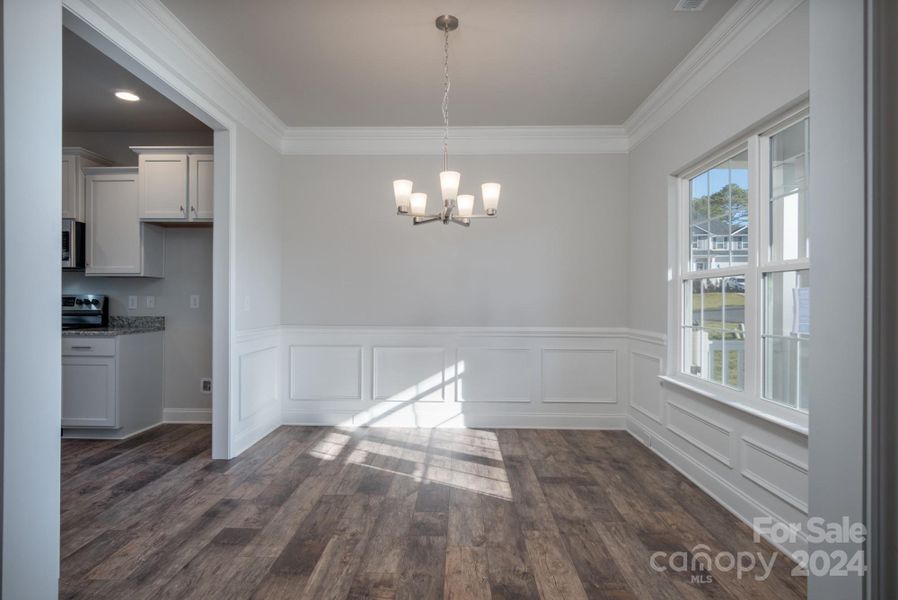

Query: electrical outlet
[
  {"left": 145, "top": 296, "right": 155, "bottom": 309},
  {"left": 190, "top": 294, "right": 200, "bottom": 309},
  {"left": 128, "top": 296, "right": 138, "bottom": 310},
  {"left": 200, "top": 378, "right": 212, "bottom": 394}
]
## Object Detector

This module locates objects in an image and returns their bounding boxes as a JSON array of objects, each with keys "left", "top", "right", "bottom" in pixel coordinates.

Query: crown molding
[
  {"left": 280, "top": 126, "right": 629, "bottom": 155},
  {"left": 623, "top": 0, "right": 806, "bottom": 150},
  {"left": 130, "top": 0, "right": 287, "bottom": 147},
  {"left": 63, "top": 0, "right": 287, "bottom": 151},
  {"left": 65, "top": 0, "right": 804, "bottom": 157}
]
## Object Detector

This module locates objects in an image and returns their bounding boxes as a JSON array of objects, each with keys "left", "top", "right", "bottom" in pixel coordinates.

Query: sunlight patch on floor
[
  {"left": 307, "top": 431, "right": 351, "bottom": 461},
  {"left": 338, "top": 433, "right": 513, "bottom": 500}
]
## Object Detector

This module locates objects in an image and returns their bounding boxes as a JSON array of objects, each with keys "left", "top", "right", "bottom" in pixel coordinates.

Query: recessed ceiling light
[{"left": 114, "top": 91, "right": 140, "bottom": 102}]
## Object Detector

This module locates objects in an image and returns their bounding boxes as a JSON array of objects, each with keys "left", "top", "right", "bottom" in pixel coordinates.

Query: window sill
[{"left": 657, "top": 375, "right": 809, "bottom": 437}]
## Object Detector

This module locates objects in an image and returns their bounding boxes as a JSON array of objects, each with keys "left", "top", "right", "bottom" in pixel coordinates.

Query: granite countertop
[{"left": 63, "top": 316, "right": 165, "bottom": 337}]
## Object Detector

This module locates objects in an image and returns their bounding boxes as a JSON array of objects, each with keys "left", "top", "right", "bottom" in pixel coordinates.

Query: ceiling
[
  {"left": 63, "top": 27, "right": 210, "bottom": 132},
  {"left": 159, "top": 0, "right": 736, "bottom": 127}
]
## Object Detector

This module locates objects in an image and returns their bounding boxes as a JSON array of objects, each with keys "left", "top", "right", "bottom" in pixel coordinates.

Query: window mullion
[
  {"left": 681, "top": 266, "right": 748, "bottom": 280},
  {"left": 760, "top": 259, "right": 811, "bottom": 274},
  {"left": 744, "top": 134, "right": 761, "bottom": 404}
]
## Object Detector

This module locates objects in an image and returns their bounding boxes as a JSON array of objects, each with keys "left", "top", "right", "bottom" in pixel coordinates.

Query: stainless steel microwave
[{"left": 62, "top": 219, "right": 85, "bottom": 270}]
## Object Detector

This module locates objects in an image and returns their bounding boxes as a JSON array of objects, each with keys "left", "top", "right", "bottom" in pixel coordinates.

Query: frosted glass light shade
[
  {"left": 456, "top": 194, "right": 474, "bottom": 217},
  {"left": 393, "top": 179, "right": 413, "bottom": 210},
  {"left": 440, "top": 171, "right": 461, "bottom": 200},
  {"left": 482, "top": 182, "right": 501, "bottom": 213},
  {"left": 410, "top": 192, "right": 428, "bottom": 216}
]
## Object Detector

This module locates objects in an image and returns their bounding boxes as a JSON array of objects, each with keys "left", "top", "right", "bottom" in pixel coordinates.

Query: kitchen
[{"left": 60, "top": 27, "right": 214, "bottom": 440}]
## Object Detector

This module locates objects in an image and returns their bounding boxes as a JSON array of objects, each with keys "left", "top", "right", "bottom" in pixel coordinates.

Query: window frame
[{"left": 667, "top": 104, "right": 810, "bottom": 431}]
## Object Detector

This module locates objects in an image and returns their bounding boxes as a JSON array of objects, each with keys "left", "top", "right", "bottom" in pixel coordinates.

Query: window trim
[{"left": 666, "top": 104, "right": 810, "bottom": 433}]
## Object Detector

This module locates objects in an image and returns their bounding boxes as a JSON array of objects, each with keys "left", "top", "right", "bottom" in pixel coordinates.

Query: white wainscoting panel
[
  {"left": 456, "top": 347, "right": 532, "bottom": 403},
  {"left": 281, "top": 326, "right": 629, "bottom": 428},
  {"left": 741, "top": 436, "right": 809, "bottom": 514},
  {"left": 232, "top": 327, "right": 281, "bottom": 456},
  {"left": 239, "top": 347, "right": 278, "bottom": 421},
  {"left": 290, "top": 345, "right": 362, "bottom": 401},
  {"left": 373, "top": 346, "right": 446, "bottom": 402},
  {"left": 626, "top": 334, "right": 810, "bottom": 558},
  {"left": 541, "top": 348, "right": 617, "bottom": 403},
  {"left": 666, "top": 400, "right": 733, "bottom": 467},
  {"left": 630, "top": 351, "right": 663, "bottom": 422}
]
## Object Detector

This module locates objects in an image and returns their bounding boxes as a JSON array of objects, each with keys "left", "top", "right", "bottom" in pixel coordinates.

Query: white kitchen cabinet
[
  {"left": 84, "top": 167, "right": 165, "bottom": 277},
  {"left": 62, "top": 147, "right": 112, "bottom": 221},
  {"left": 188, "top": 154, "right": 214, "bottom": 220},
  {"left": 132, "top": 146, "right": 213, "bottom": 222},
  {"left": 62, "top": 332, "right": 164, "bottom": 437},
  {"left": 62, "top": 356, "right": 117, "bottom": 428}
]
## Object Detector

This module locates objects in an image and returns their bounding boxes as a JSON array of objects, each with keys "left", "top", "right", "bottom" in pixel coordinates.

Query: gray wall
[
  {"left": 2, "top": 0, "right": 61, "bottom": 596},
  {"left": 280, "top": 153, "right": 629, "bottom": 327},
  {"left": 626, "top": 3, "right": 809, "bottom": 333},
  {"left": 63, "top": 130, "right": 213, "bottom": 165},
  {"left": 63, "top": 227, "right": 213, "bottom": 414},
  {"left": 236, "top": 127, "right": 282, "bottom": 331},
  {"left": 808, "top": 0, "right": 866, "bottom": 597},
  {"left": 0, "top": 0, "right": 5, "bottom": 581}
]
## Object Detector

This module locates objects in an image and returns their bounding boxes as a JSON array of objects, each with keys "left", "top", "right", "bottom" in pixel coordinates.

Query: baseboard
[
  {"left": 626, "top": 415, "right": 808, "bottom": 559},
  {"left": 61, "top": 421, "right": 164, "bottom": 440},
  {"left": 282, "top": 408, "right": 627, "bottom": 429},
  {"left": 163, "top": 408, "right": 212, "bottom": 424},
  {"left": 232, "top": 408, "right": 281, "bottom": 457}
]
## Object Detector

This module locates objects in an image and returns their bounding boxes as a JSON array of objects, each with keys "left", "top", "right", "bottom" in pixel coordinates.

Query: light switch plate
[
  {"left": 145, "top": 295, "right": 155, "bottom": 309},
  {"left": 190, "top": 295, "right": 200, "bottom": 309},
  {"left": 128, "top": 296, "right": 138, "bottom": 310}
]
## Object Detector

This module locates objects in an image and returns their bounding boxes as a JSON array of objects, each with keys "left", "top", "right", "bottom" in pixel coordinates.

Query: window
[
  {"left": 675, "top": 108, "right": 810, "bottom": 418},
  {"left": 762, "top": 118, "right": 810, "bottom": 410},
  {"left": 683, "top": 150, "right": 749, "bottom": 391}
]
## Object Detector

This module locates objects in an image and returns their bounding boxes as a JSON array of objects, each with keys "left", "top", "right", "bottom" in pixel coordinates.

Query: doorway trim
[{"left": 61, "top": 0, "right": 284, "bottom": 458}]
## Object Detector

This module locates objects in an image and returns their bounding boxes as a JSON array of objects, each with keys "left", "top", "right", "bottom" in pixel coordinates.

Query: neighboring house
[{"left": 690, "top": 219, "right": 749, "bottom": 270}]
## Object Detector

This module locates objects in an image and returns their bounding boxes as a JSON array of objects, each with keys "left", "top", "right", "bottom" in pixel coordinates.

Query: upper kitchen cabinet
[
  {"left": 62, "top": 147, "right": 112, "bottom": 221},
  {"left": 84, "top": 167, "right": 164, "bottom": 278},
  {"left": 189, "top": 154, "right": 214, "bottom": 220},
  {"left": 131, "top": 146, "right": 213, "bottom": 222}
]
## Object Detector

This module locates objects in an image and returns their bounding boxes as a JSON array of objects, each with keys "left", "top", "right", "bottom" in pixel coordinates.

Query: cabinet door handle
[
  {"left": 180, "top": 205, "right": 185, "bottom": 213},
  {"left": 70, "top": 346, "right": 92, "bottom": 350}
]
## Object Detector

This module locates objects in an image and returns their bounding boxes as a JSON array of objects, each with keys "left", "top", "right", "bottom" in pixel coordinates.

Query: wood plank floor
[{"left": 60, "top": 425, "right": 806, "bottom": 599}]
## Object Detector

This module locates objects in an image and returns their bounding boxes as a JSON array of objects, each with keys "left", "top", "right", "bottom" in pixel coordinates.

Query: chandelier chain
[{"left": 442, "top": 25, "right": 450, "bottom": 172}]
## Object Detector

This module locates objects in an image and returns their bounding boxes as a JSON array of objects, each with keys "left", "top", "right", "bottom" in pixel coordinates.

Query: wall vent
[{"left": 674, "top": 0, "right": 709, "bottom": 11}]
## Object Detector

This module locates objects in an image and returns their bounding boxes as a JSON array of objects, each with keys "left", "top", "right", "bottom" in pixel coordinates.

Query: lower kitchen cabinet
[
  {"left": 62, "top": 354, "right": 117, "bottom": 427},
  {"left": 62, "top": 332, "right": 163, "bottom": 438}
]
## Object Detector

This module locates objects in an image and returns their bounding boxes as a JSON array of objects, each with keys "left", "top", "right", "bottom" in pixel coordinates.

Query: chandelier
[{"left": 392, "top": 15, "right": 501, "bottom": 227}]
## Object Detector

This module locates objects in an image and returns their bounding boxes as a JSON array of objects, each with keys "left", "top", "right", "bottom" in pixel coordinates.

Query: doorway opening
[{"left": 58, "top": 6, "right": 234, "bottom": 581}]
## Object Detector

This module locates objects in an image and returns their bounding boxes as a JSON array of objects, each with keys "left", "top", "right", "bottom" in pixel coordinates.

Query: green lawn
[{"left": 696, "top": 291, "right": 745, "bottom": 311}]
